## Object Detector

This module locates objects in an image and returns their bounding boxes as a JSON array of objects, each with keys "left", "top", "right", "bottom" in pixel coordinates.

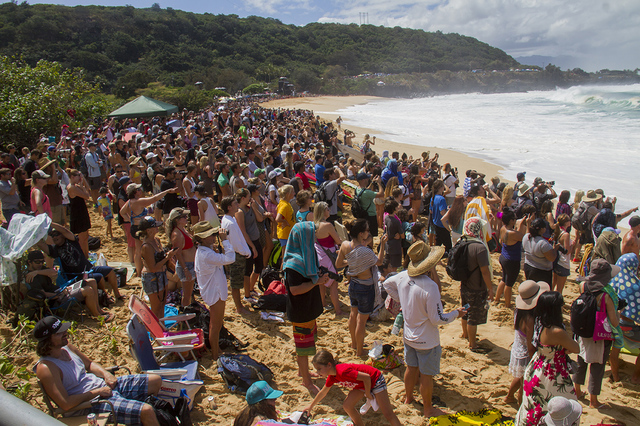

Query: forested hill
[{"left": 0, "top": 2, "right": 519, "bottom": 95}]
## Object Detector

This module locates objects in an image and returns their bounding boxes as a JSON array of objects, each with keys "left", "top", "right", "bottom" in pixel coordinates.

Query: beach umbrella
[{"left": 108, "top": 96, "right": 179, "bottom": 119}]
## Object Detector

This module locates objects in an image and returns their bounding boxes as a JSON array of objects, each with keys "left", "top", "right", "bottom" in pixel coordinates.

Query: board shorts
[
  {"left": 460, "top": 287, "right": 488, "bottom": 326},
  {"left": 292, "top": 320, "right": 317, "bottom": 357},
  {"left": 227, "top": 254, "right": 246, "bottom": 289}
]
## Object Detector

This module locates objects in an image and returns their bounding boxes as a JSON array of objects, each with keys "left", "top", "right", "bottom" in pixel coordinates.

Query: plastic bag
[{"left": 96, "top": 253, "right": 108, "bottom": 266}]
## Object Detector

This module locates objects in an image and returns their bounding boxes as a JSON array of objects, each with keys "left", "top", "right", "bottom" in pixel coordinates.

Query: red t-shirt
[{"left": 325, "top": 364, "right": 381, "bottom": 390}]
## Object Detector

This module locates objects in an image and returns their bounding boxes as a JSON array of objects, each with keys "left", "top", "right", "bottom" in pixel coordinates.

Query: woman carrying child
[{"left": 303, "top": 349, "right": 402, "bottom": 426}]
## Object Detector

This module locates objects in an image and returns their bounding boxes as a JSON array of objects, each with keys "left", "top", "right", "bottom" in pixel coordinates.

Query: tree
[
  {"left": 0, "top": 56, "right": 112, "bottom": 147},
  {"left": 242, "top": 83, "right": 264, "bottom": 95}
]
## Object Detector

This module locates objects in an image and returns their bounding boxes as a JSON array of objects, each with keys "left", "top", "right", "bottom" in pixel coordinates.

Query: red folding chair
[{"left": 128, "top": 295, "right": 205, "bottom": 359}]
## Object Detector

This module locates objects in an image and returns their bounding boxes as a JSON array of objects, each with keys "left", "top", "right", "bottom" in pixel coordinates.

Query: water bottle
[{"left": 391, "top": 312, "right": 403, "bottom": 335}]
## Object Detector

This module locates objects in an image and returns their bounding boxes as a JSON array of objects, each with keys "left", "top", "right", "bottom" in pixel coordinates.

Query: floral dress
[{"left": 515, "top": 322, "right": 576, "bottom": 426}]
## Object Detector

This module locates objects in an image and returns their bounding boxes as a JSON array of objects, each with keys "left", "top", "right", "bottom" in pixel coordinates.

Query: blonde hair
[
  {"left": 574, "top": 190, "right": 585, "bottom": 204},
  {"left": 278, "top": 184, "right": 293, "bottom": 200},
  {"left": 384, "top": 176, "right": 399, "bottom": 198},
  {"left": 502, "top": 186, "right": 514, "bottom": 204},
  {"left": 313, "top": 201, "right": 328, "bottom": 225}
]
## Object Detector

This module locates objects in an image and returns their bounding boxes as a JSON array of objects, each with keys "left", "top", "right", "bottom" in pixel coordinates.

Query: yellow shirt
[{"left": 276, "top": 200, "right": 294, "bottom": 239}]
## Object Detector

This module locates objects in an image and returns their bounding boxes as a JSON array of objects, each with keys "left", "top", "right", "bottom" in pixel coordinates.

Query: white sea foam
[{"left": 331, "top": 84, "right": 640, "bottom": 226}]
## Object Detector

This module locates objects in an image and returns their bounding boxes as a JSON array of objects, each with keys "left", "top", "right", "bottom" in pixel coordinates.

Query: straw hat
[
  {"left": 543, "top": 396, "right": 582, "bottom": 426},
  {"left": 128, "top": 156, "right": 141, "bottom": 166},
  {"left": 516, "top": 280, "right": 550, "bottom": 310},
  {"left": 168, "top": 207, "right": 188, "bottom": 224},
  {"left": 516, "top": 182, "right": 530, "bottom": 197},
  {"left": 192, "top": 221, "right": 220, "bottom": 239},
  {"left": 407, "top": 241, "right": 445, "bottom": 277},
  {"left": 582, "top": 189, "right": 602, "bottom": 203},
  {"left": 37, "top": 157, "right": 56, "bottom": 171}
]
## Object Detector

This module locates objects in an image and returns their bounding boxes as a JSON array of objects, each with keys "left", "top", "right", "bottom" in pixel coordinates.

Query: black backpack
[
  {"left": 251, "top": 294, "right": 287, "bottom": 312},
  {"left": 445, "top": 236, "right": 481, "bottom": 281},
  {"left": 351, "top": 189, "right": 369, "bottom": 219},
  {"left": 259, "top": 266, "right": 281, "bottom": 292},
  {"left": 570, "top": 287, "right": 602, "bottom": 338},
  {"left": 571, "top": 202, "right": 591, "bottom": 232},
  {"left": 88, "top": 236, "right": 101, "bottom": 251},
  {"left": 314, "top": 181, "right": 338, "bottom": 207},
  {"left": 217, "top": 354, "right": 274, "bottom": 394},
  {"left": 144, "top": 395, "right": 191, "bottom": 426},
  {"left": 513, "top": 196, "right": 534, "bottom": 219}
]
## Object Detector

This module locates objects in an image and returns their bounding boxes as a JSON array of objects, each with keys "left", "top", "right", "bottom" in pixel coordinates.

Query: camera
[
  {"left": 547, "top": 181, "right": 555, "bottom": 186},
  {"left": 318, "top": 266, "right": 342, "bottom": 282}
]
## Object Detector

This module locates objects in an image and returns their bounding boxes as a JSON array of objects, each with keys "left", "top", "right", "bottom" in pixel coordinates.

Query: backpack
[
  {"left": 314, "top": 181, "right": 338, "bottom": 207},
  {"left": 351, "top": 189, "right": 369, "bottom": 219},
  {"left": 513, "top": 196, "right": 534, "bottom": 219},
  {"left": 251, "top": 293, "right": 287, "bottom": 312},
  {"left": 144, "top": 394, "right": 191, "bottom": 426},
  {"left": 217, "top": 354, "right": 274, "bottom": 394},
  {"left": 79, "top": 156, "right": 88, "bottom": 177},
  {"left": 445, "top": 236, "right": 481, "bottom": 281},
  {"left": 570, "top": 287, "right": 602, "bottom": 338},
  {"left": 88, "top": 236, "right": 101, "bottom": 251},
  {"left": 141, "top": 172, "right": 153, "bottom": 193},
  {"left": 571, "top": 202, "right": 591, "bottom": 232},
  {"left": 268, "top": 240, "right": 283, "bottom": 269},
  {"left": 259, "top": 266, "right": 281, "bottom": 292}
]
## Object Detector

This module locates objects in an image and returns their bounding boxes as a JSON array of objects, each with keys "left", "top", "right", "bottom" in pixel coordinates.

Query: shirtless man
[{"left": 621, "top": 216, "right": 640, "bottom": 256}]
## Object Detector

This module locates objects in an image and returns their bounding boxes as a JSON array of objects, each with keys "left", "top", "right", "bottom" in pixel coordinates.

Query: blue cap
[
  {"left": 356, "top": 172, "right": 371, "bottom": 181},
  {"left": 118, "top": 176, "right": 131, "bottom": 186},
  {"left": 246, "top": 380, "right": 282, "bottom": 405}
]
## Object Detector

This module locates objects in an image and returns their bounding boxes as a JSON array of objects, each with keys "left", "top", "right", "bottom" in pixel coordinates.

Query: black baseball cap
[
  {"left": 27, "top": 250, "right": 45, "bottom": 261},
  {"left": 33, "top": 316, "right": 71, "bottom": 341}
]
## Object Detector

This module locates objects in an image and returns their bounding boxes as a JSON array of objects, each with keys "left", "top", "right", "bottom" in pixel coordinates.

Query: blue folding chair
[{"left": 126, "top": 314, "right": 199, "bottom": 381}]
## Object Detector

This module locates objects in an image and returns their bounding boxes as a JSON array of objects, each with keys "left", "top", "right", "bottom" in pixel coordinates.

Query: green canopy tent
[{"left": 108, "top": 96, "right": 179, "bottom": 119}]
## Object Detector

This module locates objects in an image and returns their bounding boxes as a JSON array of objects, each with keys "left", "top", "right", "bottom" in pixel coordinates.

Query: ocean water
[{"left": 332, "top": 84, "right": 640, "bottom": 226}]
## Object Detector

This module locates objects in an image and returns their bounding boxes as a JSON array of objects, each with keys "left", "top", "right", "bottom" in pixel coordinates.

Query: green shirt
[
  {"left": 217, "top": 172, "right": 230, "bottom": 188},
  {"left": 357, "top": 188, "right": 377, "bottom": 216}
]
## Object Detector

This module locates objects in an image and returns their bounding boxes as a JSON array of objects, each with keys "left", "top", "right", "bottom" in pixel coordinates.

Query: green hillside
[{"left": 0, "top": 2, "right": 519, "bottom": 95}]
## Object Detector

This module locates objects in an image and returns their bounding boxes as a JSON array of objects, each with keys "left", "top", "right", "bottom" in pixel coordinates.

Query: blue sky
[{"left": 30, "top": 0, "right": 640, "bottom": 72}]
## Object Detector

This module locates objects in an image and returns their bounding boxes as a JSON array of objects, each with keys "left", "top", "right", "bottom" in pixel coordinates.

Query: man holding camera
[{"left": 532, "top": 177, "right": 557, "bottom": 214}]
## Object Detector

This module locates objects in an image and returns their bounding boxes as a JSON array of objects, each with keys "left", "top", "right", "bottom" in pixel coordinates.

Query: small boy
[{"left": 97, "top": 186, "right": 114, "bottom": 239}]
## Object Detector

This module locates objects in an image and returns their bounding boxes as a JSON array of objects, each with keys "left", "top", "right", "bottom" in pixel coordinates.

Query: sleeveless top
[
  {"left": 202, "top": 198, "right": 221, "bottom": 228},
  {"left": 345, "top": 244, "right": 378, "bottom": 277},
  {"left": 317, "top": 235, "right": 336, "bottom": 248},
  {"left": 31, "top": 188, "right": 52, "bottom": 218},
  {"left": 131, "top": 206, "right": 148, "bottom": 225},
  {"left": 242, "top": 206, "right": 260, "bottom": 241},
  {"left": 296, "top": 210, "right": 311, "bottom": 223},
  {"left": 37, "top": 347, "right": 104, "bottom": 396},
  {"left": 185, "top": 176, "right": 197, "bottom": 200},
  {"left": 178, "top": 227, "right": 194, "bottom": 250},
  {"left": 69, "top": 195, "right": 91, "bottom": 234},
  {"left": 501, "top": 237, "right": 523, "bottom": 262}
]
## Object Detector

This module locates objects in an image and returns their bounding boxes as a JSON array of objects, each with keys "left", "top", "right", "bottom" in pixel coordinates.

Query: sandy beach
[{"left": 1, "top": 96, "right": 638, "bottom": 425}]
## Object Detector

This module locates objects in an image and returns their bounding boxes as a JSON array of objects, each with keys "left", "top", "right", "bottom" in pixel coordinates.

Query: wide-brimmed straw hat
[
  {"left": 543, "top": 396, "right": 582, "bottom": 426},
  {"left": 128, "top": 156, "right": 142, "bottom": 166},
  {"left": 516, "top": 182, "right": 530, "bottom": 197},
  {"left": 37, "top": 157, "right": 56, "bottom": 171},
  {"left": 407, "top": 241, "right": 445, "bottom": 277},
  {"left": 516, "top": 280, "right": 550, "bottom": 310},
  {"left": 192, "top": 221, "right": 220, "bottom": 239},
  {"left": 582, "top": 189, "right": 602, "bottom": 203}
]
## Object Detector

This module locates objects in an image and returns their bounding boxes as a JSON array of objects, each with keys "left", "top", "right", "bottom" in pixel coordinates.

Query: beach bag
[
  {"left": 217, "top": 354, "right": 274, "bottom": 394},
  {"left": 593, "top": 294, "right": 613, "bottom": 341},
  {"left": 251, "top": 294, "right": 287, "bottom": 312},
  {"left": 366, "top": 343, "right": 403, "bottom": 370},
  {"left": 268, "top": 240, "right": 283, "bottom": 269},
  {"left": 259, "top": 266, "right": 281, "bottom": 292},
  {"left": 571, "top": 202, "right": 591, "bottom": 232},
  {"left": 351, "top": 189, "right": 369, "bottom": 219},
  {"left": 88, "top": 236, "right": 101, "bottom": 250},
  {"left": 445, "top": 236, "right": 481, "bottom": 282},
  {"left": 570, "top": 287, "right": 602, "bottom": 338},
  {"left": 144, "top": 394, "right": 191, "bottom": 426}
]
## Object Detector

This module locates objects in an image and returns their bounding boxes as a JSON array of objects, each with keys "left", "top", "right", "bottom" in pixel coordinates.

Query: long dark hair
[
  {"left": 448, "top": 195, "right": 465, "bottom": 228},
  {"left": 535, "top": 291, "right": 564, "bottom": 329},
  {"left": 514, "top": 307, "right": 535, "bottom": 332},
  {"left": 233, "top": 400, "right": 278, "bottom": 426}
]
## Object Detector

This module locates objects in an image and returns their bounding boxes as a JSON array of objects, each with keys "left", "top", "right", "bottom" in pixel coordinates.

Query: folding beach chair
[
  {"left": 127, "top": 314, "right": 203, "bottom": 409},
  {"left": 127, "top": 295, "right": 205, "bottom": 359}
]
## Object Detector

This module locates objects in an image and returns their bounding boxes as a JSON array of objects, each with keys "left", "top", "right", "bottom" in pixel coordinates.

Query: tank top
[
  {"left": 30, "top": 188, "right": 52, "bottom": 218},
  {"left": 501, "top": 237, "right": 523, "bottom": 262},
  {"left": 242, "top": 206, "right": 260, "bottom": 241},
  {"left": 296, "top": 210, "right": 311, "bottom": 223},
  {"left": 557, "top": 231, "right": 570, "bottom": 269},
  {"left": 202, "top": 198, "right": 221, "bottom": 228},
  {"left": 185, "top": 176, "right": 197, "bottom": 200},
  {"left": 178, "top": 227, "right": 194, "bottom": 250},
  {"left": 37, "top": 347, "right": 104, "bottom": 396}
]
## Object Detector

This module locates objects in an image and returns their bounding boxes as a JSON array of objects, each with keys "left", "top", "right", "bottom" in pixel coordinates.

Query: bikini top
[
  {"left": 131, "top": 207, "right": 148, "bottom": 221},
  {"left": 178, "top": 227, "right": 194, "bottom": 250}
]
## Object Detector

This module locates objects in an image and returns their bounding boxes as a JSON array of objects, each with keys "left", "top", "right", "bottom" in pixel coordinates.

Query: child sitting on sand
[
  {"left": 303, "top": 349, "right": 402, "bottom": 426},
  {"left": 97, "top": 186, "right": 114, "bottom": 239}
]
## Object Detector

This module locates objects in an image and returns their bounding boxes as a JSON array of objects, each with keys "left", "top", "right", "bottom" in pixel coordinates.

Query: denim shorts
[
  {"left": 404, "top": 344, "right": 442, "bottom": 376},
  {"left": 348, "top": 279, "right": 375, "bottom": 315},
  {"left": 141, "top": 271, "right": 167, "bottom": 295},
  {"left": 176, "top": 261, "right": 195, "bottom": 282},
  {"left": 553, "top": 263, "right": 570, "bottom": 278}
]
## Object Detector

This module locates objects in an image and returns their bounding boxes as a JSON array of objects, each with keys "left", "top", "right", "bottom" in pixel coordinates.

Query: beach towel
[
  {"left": 282, "top": 221, "right": 319, "bottom": 284},
  {"left": 429, "top": 408, "right": 514, "bottom": 425},
  {"left": 315, "top": 243, "right": 337, "bottom": 288}
]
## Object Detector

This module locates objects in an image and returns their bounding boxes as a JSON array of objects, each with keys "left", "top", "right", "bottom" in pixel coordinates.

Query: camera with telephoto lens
[
  {"left": 318, "top": 266, "right": 342, "bottom": 282},
  {"left": 546, "top": 181, "right": 555, "bottom": 186}
]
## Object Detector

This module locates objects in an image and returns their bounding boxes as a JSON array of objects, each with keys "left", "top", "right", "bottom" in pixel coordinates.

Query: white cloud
[
  {"left": 242, "top": 0, "right": 317, "bottom": 15},
  {"left": 317, "top": 0, "right": 640, "bottom": 71}
]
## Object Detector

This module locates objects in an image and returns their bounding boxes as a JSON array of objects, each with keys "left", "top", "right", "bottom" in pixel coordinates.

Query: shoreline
[{"left": 261, "top": 95, "right": 507, "bottom": 184}]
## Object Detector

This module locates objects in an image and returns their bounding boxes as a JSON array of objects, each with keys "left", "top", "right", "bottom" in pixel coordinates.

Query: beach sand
[{"left": 2, "top": 100, "right": 639, "bottom": 425}]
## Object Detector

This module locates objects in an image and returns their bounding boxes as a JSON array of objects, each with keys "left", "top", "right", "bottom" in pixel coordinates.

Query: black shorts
[
  {"left": 434, "top": 225, "right": 452, "bottom": 252},
  {"left": 499, "top": 255, "right": 521, "bottom": 287},
  {"left": 367, "top": 215, "right": 379, "bottom": 237},
  {"left": 460, "top": 287, "right": 488, "bottom": 326},
  {"left": 88, "top": 176, "right": 102, "bottom": 190},
  {"left": 244, "top": 239, "right": 264, "bottom": 277},
  {"left": 523, "top": 263, "right": 552, "bottom": 286}
]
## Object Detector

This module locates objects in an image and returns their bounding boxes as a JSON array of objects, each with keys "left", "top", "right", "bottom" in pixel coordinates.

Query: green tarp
[{"left": 108, "top": 96, "right": 179, "bottom": 118}]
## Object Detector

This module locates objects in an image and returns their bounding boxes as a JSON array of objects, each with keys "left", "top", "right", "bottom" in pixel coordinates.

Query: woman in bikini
[
  {"left": 336, "top": 219, "right": 388, "bottom": 356},
  {"left": 168, "top": 207, "right": 197, "bottom": 307},
  {"left": 137, "top": 216, "right": 178, "bottom": 318},
  {"left": 313, "top": 201, "right": 345, "bottom": 315},
  {"left": 120, "top": 183, "right": 178, "bottom": 278}
]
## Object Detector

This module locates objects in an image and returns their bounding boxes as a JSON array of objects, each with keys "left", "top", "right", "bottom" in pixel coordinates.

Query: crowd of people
[{"left": 2, "top": 99, "right": 639, "bottom": 426}]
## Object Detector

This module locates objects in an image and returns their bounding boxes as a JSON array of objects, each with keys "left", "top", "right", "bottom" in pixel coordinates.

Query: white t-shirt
[
  {"left": 443, "top": 174, "right": 457, "bottom": 198},
  {"left": 383, "top": 271, "right": 458, "bottom": 350},
  {"left": 194, "top": 241, "right": 235, "bottom": 305}
]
